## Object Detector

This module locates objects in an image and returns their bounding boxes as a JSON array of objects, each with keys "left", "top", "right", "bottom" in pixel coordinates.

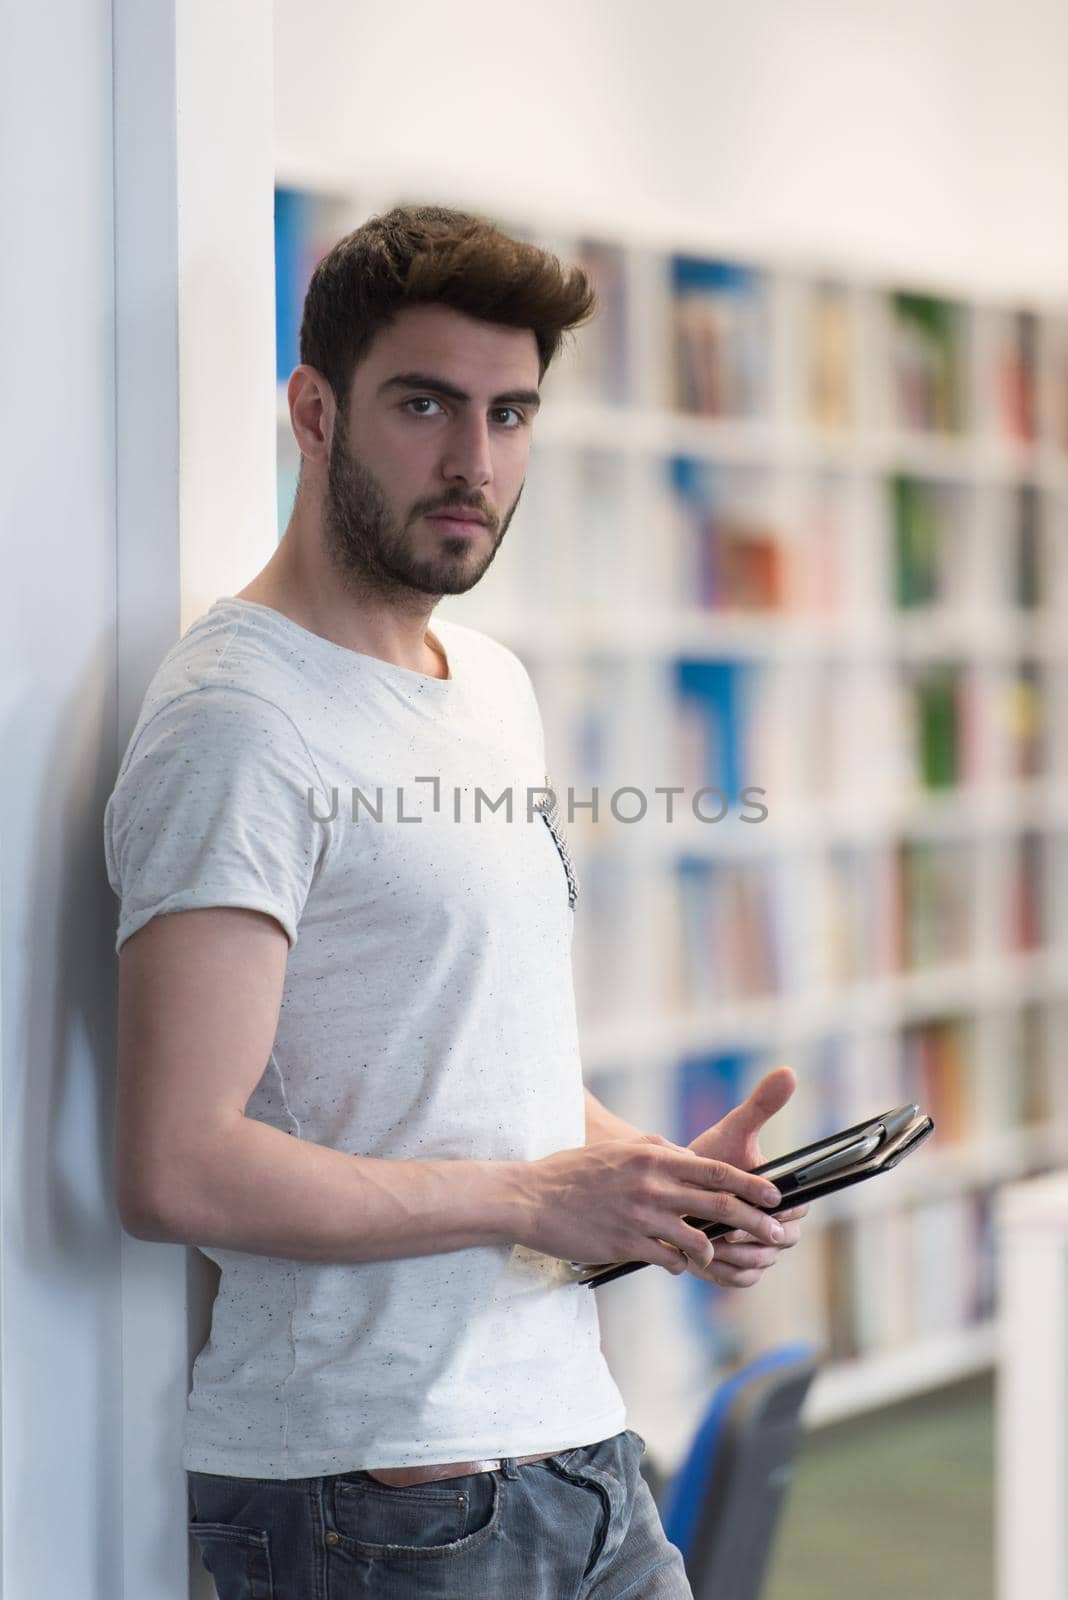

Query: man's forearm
[
  {"left": 583, "top": 1086, "right": 648, "bottom": 1145},
  {"left": 126, "top": 1114, "right": 533, "bottom": 1264}
]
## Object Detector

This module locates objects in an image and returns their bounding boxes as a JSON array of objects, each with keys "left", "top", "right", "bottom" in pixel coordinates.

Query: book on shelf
[
  {"left": 671, "top": 255, "right": 769, "bottom": 418},
  {"left": 901, "top": 1016, "right": 973, "bottom": 1145},
  {"left": 668, "top": 458, "right": 786, "bottom": 611},
  {"left": 672, "top": 657, "right": 795, "bottom": 806},
  {"left": 912, "top": 1190, "right": 992, "bottom": 1337},
  {"left": 553, "top": 238, "right": 629, "bottom": 404},
  {"left": 1009, "top": 484, "right": 1044, "bottom": 609},
  {"left": 902, "top": 662, "right": 972, "bottom": 790},
  {"left": 811, "top": 847, "right": 899, "bottom": 986},
  {"left": 890, "top": 474, "right": 969, "bottom": 609},
  {"left": 1044, "top": 317, "right": 1068, "bottom": 453},
  {"left": 274, "top": 187, "right": 337, "bottom": 384},
  {"left": 542, "top": 653, "right": 633, "bottom": 814},
  {"left": 674, "top": 856, "right": 784, "bottom": 1005},
  {"left": 890, "top": 292, "right": 967, "bottom": 434},
  {"left": 807, "top": 282, "right": 854, "bottom": 431},
  {"left": 796, "top": 470, "right": 853, "bottom": 614},
  {"left": 802, "top": 662, "right": 977, "bottom": 802},
  {"left": 994, "top": 310, "right": 1039, "bottom": 446},
  {"left": 1007, "top": 830, "right": 1045, "bottom": 952},
  {"left": 1000, "top": 661, "right": 1045, "bottom": 781},
  {"left": 895, "top": 839, "right": 976, "bottom": 972},
  {"left": 673, "top": 659, "right": 750, "bottom": 803},
  {"left": 1012, "top": 1000, "right": 1062, "bottom": 1125}
]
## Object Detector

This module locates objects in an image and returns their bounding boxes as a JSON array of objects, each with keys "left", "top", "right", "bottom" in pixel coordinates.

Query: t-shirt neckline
[{"left": 212, "top": 596, "right": 456, "bottom": 689}]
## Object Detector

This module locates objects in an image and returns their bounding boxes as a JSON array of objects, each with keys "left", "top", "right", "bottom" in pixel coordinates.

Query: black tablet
[{"left": 573, "top": 1102, "right": 935, "bottom": 1289}]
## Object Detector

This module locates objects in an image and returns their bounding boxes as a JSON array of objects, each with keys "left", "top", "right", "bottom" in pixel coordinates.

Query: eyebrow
[{"left": 377, "top": 371, "right": 542, "bottom": 412}]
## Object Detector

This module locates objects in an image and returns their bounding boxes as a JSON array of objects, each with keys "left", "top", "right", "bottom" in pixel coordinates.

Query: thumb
[{"left": 722, "top": 1066, "right": 797, "bottom": 1140}]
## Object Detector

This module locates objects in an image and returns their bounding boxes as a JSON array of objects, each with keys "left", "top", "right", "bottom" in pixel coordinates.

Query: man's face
[{"left": 322, "top": 303, "right": 541, "bottom": 599}]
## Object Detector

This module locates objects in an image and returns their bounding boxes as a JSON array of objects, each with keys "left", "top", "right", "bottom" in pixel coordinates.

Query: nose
[{"left": 439, "top": 414, "right": 493, "bottom": 491}]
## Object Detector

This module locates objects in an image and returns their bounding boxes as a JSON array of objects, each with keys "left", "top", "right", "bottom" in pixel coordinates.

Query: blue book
[
  {"left": 274, "top": 188, "right": 315, "bottom": 383},
  {"left": 672, "top": 256, "right": 760, "bottom": 297},
  {"left": 675, "top": 658, "right": 749, "bottom": 803},
  {"left": 674, "top": 1050, "right": 754, "bottom": 1146}
]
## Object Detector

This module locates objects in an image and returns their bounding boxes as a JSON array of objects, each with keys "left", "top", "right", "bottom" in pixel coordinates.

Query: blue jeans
[{"left": 187, "top": 1428, "right": 694, "bottom": 1598}]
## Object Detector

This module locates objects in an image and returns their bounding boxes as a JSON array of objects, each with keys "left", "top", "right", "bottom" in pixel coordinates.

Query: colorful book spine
[
  {"left": 274, "top": 187, "right": 316, "bottom": 382},
  {"left": 997, "top": 311, "right": 1038, "bottom": 444},
  {"left": 671, "top": 255, "right": 767, "bottom": 417},
  {"left": 1011, "top": 485, "right": 1043, "bottom": 608},
  {"left": 674, "top": 658, "right": 750, "bottom": 803},
  {"left": 891, "top": 475, "right": 942, "bottom": 607},
  {"left": 808, "top": 283, "right": 853, "bottom": 429},
  {"left": 670, "top": 458, "right": 785, "bottom": 610},
  {"left": 891, "top": 292, "right": 964, "bottom": 434}
]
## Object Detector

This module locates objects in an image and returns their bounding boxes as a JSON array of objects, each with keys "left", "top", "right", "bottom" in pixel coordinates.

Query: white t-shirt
[{"left": 103, "top": 596, "right": 627, "bottom": 1478}]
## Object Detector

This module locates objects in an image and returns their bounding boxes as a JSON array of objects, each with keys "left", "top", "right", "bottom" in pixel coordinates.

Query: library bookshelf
[{"left": 274, "top": 179, "right": 1068, "bottom": 1474}]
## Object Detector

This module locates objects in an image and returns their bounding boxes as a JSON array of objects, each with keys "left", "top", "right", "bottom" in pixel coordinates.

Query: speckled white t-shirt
[{"left": 103, "top": 595, "right": 627, "bottom": 1478}]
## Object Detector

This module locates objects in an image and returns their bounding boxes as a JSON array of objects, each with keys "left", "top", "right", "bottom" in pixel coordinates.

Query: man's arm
[
  {"left": 116, "top": 906, "right": 529, "bottom": 1261},
  {"left": 115, "top": 906, "right": 785, "bottom": 1274}
]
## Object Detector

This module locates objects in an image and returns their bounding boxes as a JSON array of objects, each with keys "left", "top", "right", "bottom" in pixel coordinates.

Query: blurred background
[{"left": 272, "top": 3, "right": 1068, "bottom": 1595}]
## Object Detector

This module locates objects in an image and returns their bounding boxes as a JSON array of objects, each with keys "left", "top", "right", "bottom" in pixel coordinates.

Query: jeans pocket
[
  {"left": 187, "top": 1520, "right": 274, "bottom": 1600},
  {"left": 332, "top": 1468, "right": 501, "bottom": 1559}
]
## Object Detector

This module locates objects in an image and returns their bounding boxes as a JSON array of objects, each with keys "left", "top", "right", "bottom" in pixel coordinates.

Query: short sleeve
[{"left": 103, "top": 685, "right": 330, "bottom": 954}]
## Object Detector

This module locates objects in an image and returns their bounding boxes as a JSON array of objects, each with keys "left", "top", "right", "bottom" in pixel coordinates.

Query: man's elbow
[{"left": 116, "top": 1182, "right": 189, "bottom": 1244}]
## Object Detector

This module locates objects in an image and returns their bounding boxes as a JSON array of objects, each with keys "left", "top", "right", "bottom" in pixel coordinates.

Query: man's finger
[
  {"left": 711, "top": 1241, "right": 781, "bottom": 1271},
  {"left": 717, "top": 1066, "right": 797, "bottom": 1147},
  {"left": 719, "top": 1216, "right": 804, "bottom": 1249}
]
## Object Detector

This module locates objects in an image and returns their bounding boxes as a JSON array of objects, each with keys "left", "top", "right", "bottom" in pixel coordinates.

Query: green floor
[{"left": 761, "top": 1373, "right": 994, "bottom": 1600}]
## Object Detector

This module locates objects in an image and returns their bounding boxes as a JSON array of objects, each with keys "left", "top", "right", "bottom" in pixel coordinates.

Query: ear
[{"left": 288, "top": 364, "right": 334, "bottom": 467}]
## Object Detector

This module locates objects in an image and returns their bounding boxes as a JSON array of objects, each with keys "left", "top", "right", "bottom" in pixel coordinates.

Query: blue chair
[{"left": 658, "top": 1342, "right": 820, "bottom": 1600}]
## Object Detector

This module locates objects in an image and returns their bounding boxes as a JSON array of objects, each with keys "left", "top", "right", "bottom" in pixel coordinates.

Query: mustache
[{"left": 418, "top": 497, "right": 496, "bottom": 526}]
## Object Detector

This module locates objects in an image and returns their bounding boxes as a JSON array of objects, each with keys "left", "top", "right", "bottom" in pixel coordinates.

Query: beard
[{"left": 322, "top": 421, "right": 523, "bottom": 600}]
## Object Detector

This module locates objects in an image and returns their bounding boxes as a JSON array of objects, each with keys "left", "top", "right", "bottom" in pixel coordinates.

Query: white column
[
  {"left": 1, "top": 3, "right": 124, "bottom": 1597},
  {"left": 996, "top": 1171, "right": 1068, "bottom": 1600},
  {"left": 113, "top": 3, "right": 275, "bottom": 1598}
]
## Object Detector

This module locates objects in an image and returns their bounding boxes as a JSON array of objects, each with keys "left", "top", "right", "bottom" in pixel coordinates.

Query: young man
[{"left": 106, "top": 205, "right": 806, "bottom": 1599}]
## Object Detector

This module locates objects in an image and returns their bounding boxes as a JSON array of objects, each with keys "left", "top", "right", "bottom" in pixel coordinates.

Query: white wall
[
  {"left": 1, "top": 2, "right": 124, "bottom": 1595},
  {"left": 1, "top": 3, "right": 275, "bottom": 1596},
  {"left": 274, "top": 0, "right": 1068, "bottom": 303}
]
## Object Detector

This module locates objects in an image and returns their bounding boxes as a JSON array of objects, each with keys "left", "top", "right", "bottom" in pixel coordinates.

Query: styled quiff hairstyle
[{"left": 298, "top": 203, "right": 597, "bottom": 417}]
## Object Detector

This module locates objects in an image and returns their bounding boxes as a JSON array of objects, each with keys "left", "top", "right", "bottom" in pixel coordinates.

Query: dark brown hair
[{"left": 298, "top": 204, "right": 597, "bottom": 416}]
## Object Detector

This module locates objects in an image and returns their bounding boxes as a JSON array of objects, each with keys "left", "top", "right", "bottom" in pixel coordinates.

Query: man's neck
[{"left": 236, "top": 531, "right": 446, "bottom": 679}]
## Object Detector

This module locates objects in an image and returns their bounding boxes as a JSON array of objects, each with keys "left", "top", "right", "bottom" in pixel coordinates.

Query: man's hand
[
  {"left": 683, "top": 1066, "right": 809, "bottom": 1288},
  {"left": 516, "top": 1137, "right": 785, "bottom": 1277}
]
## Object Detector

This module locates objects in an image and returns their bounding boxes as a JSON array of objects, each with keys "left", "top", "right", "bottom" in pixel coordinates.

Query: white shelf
[
  {"left": 633, "top": 1322, "right": 999, "bottom": 1479},
  {"left": 560, "top": 784, "right": 1068, "bottom": 860},
  {"left": 580, "top": 949, "right": 1068, "bottom": 1068},
  {"left": 446, "top": 606, "right": 1068, "bottom": 662},
  {"left": 803, "top": 1320, "right": 999, "bottom": 1429}
]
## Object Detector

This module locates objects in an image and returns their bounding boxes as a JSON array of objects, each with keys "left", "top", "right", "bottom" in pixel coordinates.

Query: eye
[
  {"left": 491, "top": 407, "right": 525, "bottom": 428},
  {"left": 403, "top": 396, "right": 444, "bottom": 417}
]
